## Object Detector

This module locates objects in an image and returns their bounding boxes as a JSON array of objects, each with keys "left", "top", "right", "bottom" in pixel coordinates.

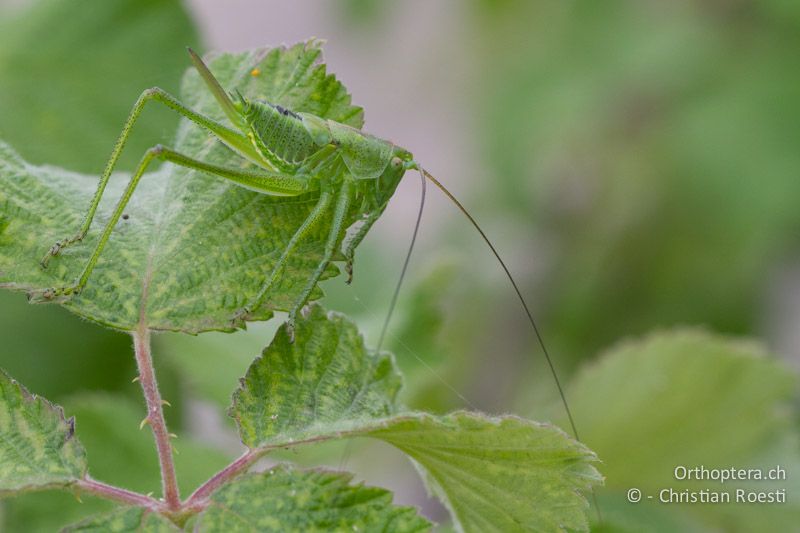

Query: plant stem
[
  {"left": 183, "top": 449, "right": 259, "bottom": 508},
  {"left": 183, "top": 434, "right": 333, "bottom": 510},
  {"left": 133, "top": 326, "right": 181, "bottom": 511},
  {"left": 78, "top": 477, "right": 164, "bottom": 510}
]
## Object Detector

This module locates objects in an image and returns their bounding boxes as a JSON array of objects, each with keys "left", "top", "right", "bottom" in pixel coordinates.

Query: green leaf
[
  {"left": 1, "top": 393, "right": 230, "bottom": 531},
  {"left": 0, "top": 41, "right": 370, "bottom": 332},
  {"left": 366, "top": 412, "right": 601, "bottom": 533},
  {"left": 194, "top": 465, "right": 430, "bottom": 532},
  {"left": 0, "top": 0, "right": 199, "bottom": 173},
  {"left": 569, "top": 329, "right": 796, "bottom": 485},
  {"left": 566, "top": 329, "right": 800, "bottom": 532},
  {"left": 231, "top": 307, "right": 601, "bottom": 532},
  {"left": 61, "top": 506, "right": 179, "bottom": 532},
  {"left": 231, "top": 305, "right": 402, "bottom": 447},
  {"left": 0, "top": 367, "right": 86, "bottom": 494}
]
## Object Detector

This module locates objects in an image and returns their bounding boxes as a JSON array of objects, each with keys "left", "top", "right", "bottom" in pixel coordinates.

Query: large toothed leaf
[
  {"left": 231, "top": 305, "right": 402, "bottom": 446},
  {"left": 0, "top": 41, "right": 384, "bottom": 332},
  {"left": 61, "top": 506, "right": 180, "bottom": 533},
  {"left": 0, "top": 368, "right": 86, "bottom": 493},
  {"left": 194, "top": 465, "right": 430, "bottom": 532},
  {"left": 366, "top": 413, "right": 600, "bottom": 533},
  {"left": 231, "top": 308, "right": 601, "bottom": 532}
]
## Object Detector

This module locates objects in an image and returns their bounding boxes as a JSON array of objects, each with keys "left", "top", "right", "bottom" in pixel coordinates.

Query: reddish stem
[
  {"left": 133, "top": 326, "right": 181, "bottom": 511},
  {"left": 78, "top": 477, "right": 164, "bottom": 511},
  {"left": 183, "top": 449, "right": 260, "bottom": 508},
  {"left": 184, "top": 434, "right": 334, "bottom": 510}
]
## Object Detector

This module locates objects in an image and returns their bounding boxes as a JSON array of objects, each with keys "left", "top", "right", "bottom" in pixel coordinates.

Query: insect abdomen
[{"left": 245, "top": 101, "right": 319, "bottom": 171}]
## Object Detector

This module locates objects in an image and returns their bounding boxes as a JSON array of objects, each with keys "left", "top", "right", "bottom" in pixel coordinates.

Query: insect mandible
[{"left": 33, "top": 47, "right": 582, "bottom": 446}]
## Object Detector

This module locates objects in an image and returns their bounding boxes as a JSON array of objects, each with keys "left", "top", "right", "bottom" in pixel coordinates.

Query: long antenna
[
  {"left": 421, "top": 168, "right": 602, "bottom": 522},
  {"left": 420, "top": 169, "right": 580, "bottom": 439},
  {"left": 376, "top": 171, "right": 427, "bottom": 352}
]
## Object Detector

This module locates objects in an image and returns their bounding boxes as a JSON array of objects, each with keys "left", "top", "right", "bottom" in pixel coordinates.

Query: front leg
[{"left": 341, "top": 207, "right": 384, "bottom": 284}]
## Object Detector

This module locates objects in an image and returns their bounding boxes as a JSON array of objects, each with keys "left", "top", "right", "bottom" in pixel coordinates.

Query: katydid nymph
[{"left": 31, "top": 48, "right": 583, "bottom": 451}]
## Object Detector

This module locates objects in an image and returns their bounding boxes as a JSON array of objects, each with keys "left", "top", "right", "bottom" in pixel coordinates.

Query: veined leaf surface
[
  {"left": 230, "top": 307, "right": 602, "bottom": 532},
  {"left": 61, "top": 506, "right": 180, "bottom": 533},
  {"left": 0, "top": 41, "right": 377, "bottom": 332},
  {"left": 194, "top": 466, "right": 430, "bottom": 532},
  {"left": 0, "top": 368, "right": 86, "bottom": 494},
  {"left": 231, "top": 305, "right": 402, "bottom": 447}
]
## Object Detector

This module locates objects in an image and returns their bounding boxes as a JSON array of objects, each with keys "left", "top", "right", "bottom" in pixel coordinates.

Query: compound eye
[{"left": 391, "top": 157, "right": 403, "bottom": 168}]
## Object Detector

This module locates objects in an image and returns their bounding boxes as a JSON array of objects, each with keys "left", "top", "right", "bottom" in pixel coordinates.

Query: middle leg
[
  {"left": 286, "top": 179, "right": 354, "bottom": 332},
  {"left": 232, "top": 187, "right": 334, "bottom": 326}
]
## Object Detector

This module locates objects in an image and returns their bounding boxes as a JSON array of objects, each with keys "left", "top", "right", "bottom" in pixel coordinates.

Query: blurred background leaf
[
  {"left": 565, "top": 329, "right": 800, "bottom": 532},
  {"left": 470, "top": 0, "right": 800, "bottom": 365},
  {"left": 0, "top": 0, "right": 200, "bottom": 172}
]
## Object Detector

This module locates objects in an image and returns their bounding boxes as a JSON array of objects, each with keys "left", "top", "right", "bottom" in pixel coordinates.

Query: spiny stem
[
  {"left": 77, "top": 477, "right": 164, "bottom": 511},
  {"left": 133, "top": 326, "right": 181, "bottom": 511},
  {"left": 183, "top": 450, "right": 259, "bottom": 508},
  {"left": 184, "top": 434, "right": 332, "bottom": 510}
]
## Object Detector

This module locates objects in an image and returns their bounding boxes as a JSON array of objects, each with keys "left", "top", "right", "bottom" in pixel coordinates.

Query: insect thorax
[
  {"left": 243, "top": 100, "right": 320, "bottom": 172},
  {"left": 327, "top": 121, "right": 395, "bottom": 181}
]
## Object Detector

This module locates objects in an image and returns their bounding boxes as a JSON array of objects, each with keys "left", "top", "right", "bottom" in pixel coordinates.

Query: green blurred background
[{"left": 0, "top": 0, "right": 798, "bottom": 531}]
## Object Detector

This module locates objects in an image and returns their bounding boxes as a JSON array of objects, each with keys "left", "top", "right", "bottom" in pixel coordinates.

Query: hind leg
[
  {"left": 40, "top": 87, "right": 258, "bottom": 268},
  {"left": 30, "top": 146, "right": 305, "bottom": 302}
]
